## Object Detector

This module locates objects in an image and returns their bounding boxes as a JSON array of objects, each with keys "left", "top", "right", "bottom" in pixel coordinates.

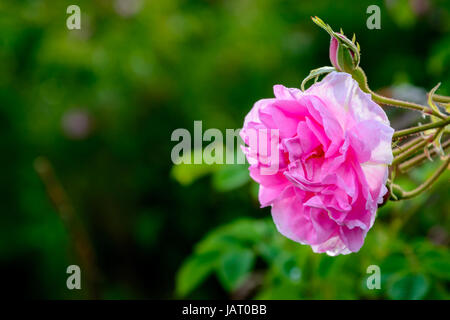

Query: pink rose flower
[{"left": 240, "top": 72, "right": 394, "bottom": 255}]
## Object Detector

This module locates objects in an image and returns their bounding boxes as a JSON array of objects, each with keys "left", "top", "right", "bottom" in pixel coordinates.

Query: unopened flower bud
[
  {"left": 329, "top": 33, "right": 359, "bottom": 72},
  {"left": 312, "top": 16, "right": 360, "bottom": 73}
]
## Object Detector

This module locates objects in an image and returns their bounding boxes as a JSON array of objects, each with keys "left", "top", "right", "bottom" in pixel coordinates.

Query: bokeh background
[{"left": 1, "top": 0, "right": 449, "bottom": 299}]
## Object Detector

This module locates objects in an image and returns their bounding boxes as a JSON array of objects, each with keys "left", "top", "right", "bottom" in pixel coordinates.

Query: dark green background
[{"left": 0, "top": 0, "right": 448, "bottom": 299}]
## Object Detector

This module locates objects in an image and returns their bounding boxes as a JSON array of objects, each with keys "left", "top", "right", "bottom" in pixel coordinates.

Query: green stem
[
  {"left": 392, "top": 127, "right": 445, "bottom": 165},
  {"left": 393, "top": 118, "right": 450, "bottom": 139},
  {"left": 351, "top": 67, "right": 445, "bottom": 119},
  {"left": 393, "top": 136, "right": 424, "bottom": 157},
  {"left": 392, "top": 138, "right": 431, "bottom": 166},
  {"left": 391, "top": 157, "right": 450, "bottom": 200},
  {"left": 432, "top": 94, "right": 450, "bottom": 104},
  {"left": 399, "top": 139, "right": 450, "bottom": 173},
  {"left": 371, "top": 92, "right": 426, "bottom": 113}
]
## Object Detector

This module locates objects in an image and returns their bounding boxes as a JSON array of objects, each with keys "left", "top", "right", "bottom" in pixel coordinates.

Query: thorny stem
[
  {"left": 399, "top": 139, "right": 450, "bottom": 173},
  {"left": 392, "top": 138, "right": 432, "bottom": 166},
  {"left": 372, "top": 91, "right": 434, "bottom": 115},
  {"left": 390, "top": 156, "right": 450, "bottom": 200},
  {"left": 432, "top": 94, "right": 450, "bottom": 104},
  {"left": 351, "top": 67, "right": 446, "bottom": 120},
  {"left": 393, "top": 135, "right": 426, "bottom": 157},
  {"left": 391, "top": 127, "right": 445, "bottom": 165},
  {"left": 392, "top": 118, "right": 450, "bottom": 139}
]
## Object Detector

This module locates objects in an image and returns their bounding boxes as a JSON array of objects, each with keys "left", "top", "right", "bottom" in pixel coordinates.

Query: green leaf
[
  {"left": 387, "top": 274, "right": 430, "bottom": 300},
  {"left": 387, "top": 0, "right": 416, "bottom": 28},
  {"left": 317, "top": 255, "right": 336, "bottom": 278},
  {"left": 420, "top": 249, "right": 450, "bottom": 280},
  {"left": 134, "top": 211, "right": 163, "bottom": 249},
  {"left": 196, "top": 219, "right": 272, "bottom": 254},
  {"left": 380, "top": 253, "right": 409, "bottom": 274},
  {"left": 254, "top": 282, "right": 302, "bottom": 300},
  {"left": 217, "top": 249, "right": 255, "bottom": 291},
  {"left": 176, "top": 251, "right": 221, "bottom": 297},
  {"left": 196, "top": 232, "right": 243, "bottom": 255},
  {"left": 171, "top": 163, "right": 220, "bottom": 186},
  {"left": 378, "top": 253, "right": 410, "bottom": 288},
  {"left": 212, "top": 164, "right": 250, "bottom": 192},
  {"left": 275, "top": 253, "right": 301, "bottom": 283},
  {"left": 301, "top": 66, "right": 335, "bottom": 91},
  {"left": 171, "top": 148, "right": 221, "bottom": 185},
  {"left": 256, "top": 242, "right": 281, "bottom": 263},
  {"left": 176, "top": 219, "right": 273, "bottom": 296}
]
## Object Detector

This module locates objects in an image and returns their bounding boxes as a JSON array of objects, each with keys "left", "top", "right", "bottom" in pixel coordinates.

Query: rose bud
[
  {"left": 312, "top": 16, "right": 360, "bottom": 73},
  {"left": 329, "top": 33, "right": 359, "bottom": 72}
]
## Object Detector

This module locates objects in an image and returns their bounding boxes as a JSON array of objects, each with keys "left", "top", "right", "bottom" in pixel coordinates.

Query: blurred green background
[{"left": 0, "top": 0, "right": 449, "bottom": 299}]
